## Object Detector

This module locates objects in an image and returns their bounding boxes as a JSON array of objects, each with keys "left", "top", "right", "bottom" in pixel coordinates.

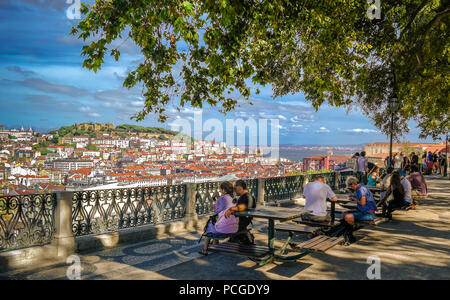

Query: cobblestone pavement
[{"left": 1, "top": 175, "right": 449, "bottom": 280}]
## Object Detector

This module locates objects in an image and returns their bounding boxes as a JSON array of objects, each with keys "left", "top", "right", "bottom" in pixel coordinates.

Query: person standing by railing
[
  {"left": 410, "top": 152, "right": 419, "bottom": 173},
  {"left": 421, "top": 152, "right": 427, "bottom": 173},
  {"left": 356, "top": 151, "right": 369, "bottom": 185},
  {"left": 427, "top": 151, "right": 434, "bottom": 173}
]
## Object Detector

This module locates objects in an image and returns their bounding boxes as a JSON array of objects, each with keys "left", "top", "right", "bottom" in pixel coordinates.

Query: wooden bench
[
  {"left": 290, "top": 235, "right": 344, "bottom": 252},
  {"left": 208, "top": 242, "right": 271, "bottom": 258},
  {"left": 203, "top": 232, "right": 233, "bottom": 240},
  {"left": 275, "top": 223, "right": 320, "bottom": 235}
]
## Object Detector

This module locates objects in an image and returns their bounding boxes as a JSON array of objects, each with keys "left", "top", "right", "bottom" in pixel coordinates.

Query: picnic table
[
  {"left": 217, "top": 206, "right": 311, "bottom": 265},
  {"left": 329, "top": 198, "right": 353, "bottom": 223}
]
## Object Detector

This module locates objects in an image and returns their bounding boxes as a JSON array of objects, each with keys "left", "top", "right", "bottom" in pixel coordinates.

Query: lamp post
[
  {"left": 389, "top": 93, "right": 399, "bottom": 169},
  {"left": 446, "top": 132, "right": 448, "bottom": 178}
]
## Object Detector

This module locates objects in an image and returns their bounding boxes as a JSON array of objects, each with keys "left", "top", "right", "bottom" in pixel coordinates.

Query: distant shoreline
[{"left": 279, "top": 149, "right": 356, "bottom": 162}]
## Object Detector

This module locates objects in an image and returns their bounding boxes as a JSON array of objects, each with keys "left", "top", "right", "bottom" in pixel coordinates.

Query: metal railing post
[
  {"left": 334, "top": 171, "right": 339, "bottom": 191},
  {"left": 185, "top": 183, "right": 198, "bottom": 224},
  {"left": 52, "top": 191, "right": 75, "bottom": 257},
  {"left": 257, "top": 178, "right": 265, "bottom": 206}
]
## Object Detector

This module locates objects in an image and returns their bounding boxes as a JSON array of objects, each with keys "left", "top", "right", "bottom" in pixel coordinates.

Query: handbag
[{"left": 214, "top": 210, "right": 238, "bottom": 234}]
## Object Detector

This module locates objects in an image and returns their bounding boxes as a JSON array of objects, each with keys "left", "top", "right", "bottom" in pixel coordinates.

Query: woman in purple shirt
[{"left": 199, "top": 181, "right": 236, "bottom": 255}]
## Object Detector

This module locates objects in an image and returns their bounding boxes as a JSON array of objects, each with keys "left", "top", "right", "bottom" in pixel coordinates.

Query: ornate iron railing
[
  {"left": 264, "top": 171, "right": 354, "bottom": 203},
  {"left": 195, "top": 182, "right": 220, "bottom": 216},
  {"left": 1, "top": 171, "right": 356, "bottom": 250},
  {"left": 0, "top": 194, "right": 57, "bottom": 252},
  {"left": 72, "top": 185, "right": 186, "bottom": 236},
  {"left": 244, "top": 179, "right": 258, "bottom": 203},
  {"left": 337, "top": 170, "right": 355, "bottom": 190},
  {"left": 264, "top": 175, "right": 305, "bottom": 203},
  {"left": 306, "top": 172, "right": 337, "bottom": 189}
]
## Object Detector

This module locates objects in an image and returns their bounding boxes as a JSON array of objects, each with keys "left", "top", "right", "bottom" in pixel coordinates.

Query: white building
[{"left": 44, "top": 159, "right": 94, "bottom": 174}]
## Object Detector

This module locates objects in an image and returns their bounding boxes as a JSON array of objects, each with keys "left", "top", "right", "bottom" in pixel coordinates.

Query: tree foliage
[{"left": 72, "top": 0, "right": 449, "bottom": 139}]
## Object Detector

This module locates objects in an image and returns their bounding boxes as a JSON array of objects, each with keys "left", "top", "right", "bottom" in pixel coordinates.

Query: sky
[{"left": 0, "top": 0, "right": 437, "bottom": 146}]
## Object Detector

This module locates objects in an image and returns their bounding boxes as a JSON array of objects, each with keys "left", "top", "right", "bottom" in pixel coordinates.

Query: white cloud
[
  {"left": 315, "top": 126, "right": 330, "bottom": 133},
  {"left": 87, "top": 112, "right": 101, "bottom": 118},
  {"left": 78, "top": 106, "right": 101, "bottom": 118},
  {"left": 342, "top": 128, "right": 378, "bottom": 134}
]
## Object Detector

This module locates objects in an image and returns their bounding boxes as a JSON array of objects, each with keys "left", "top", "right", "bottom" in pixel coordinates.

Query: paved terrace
[{"left": 1, "top": 175, "right": 449, "bottom": 280}]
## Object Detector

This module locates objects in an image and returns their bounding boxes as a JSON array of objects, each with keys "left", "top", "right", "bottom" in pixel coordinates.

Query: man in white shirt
[
  {"left": 302, "top": 176, "right": 338, "bottom": 222},
  {"left": 394, "top": 153, "right": 403, "bottom": 171}
]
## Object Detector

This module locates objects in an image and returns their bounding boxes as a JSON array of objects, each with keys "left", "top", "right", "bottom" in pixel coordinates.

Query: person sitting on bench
[
  {"left": 302, "top": 175, "right": 338, "bottom": 223},
  {"left": 367, "top": 167, "right": 379, "bottom": 187},
  {"left": 199, "top": 181, "right": 237, "bottom": 255},
  {"left": 224, "top": 180, "right": 256, "bottom": 243},
  {"left": 344, "top": 176, "right": 378, "bottom": 225},
  {"left": 408, "top": 166, "right": 427, "bottom": 196},
  {"left": 401, "top": 174, "right": 413, "bottom": 207},
  {"left": 381, "top": 172, "right": 405, "bottom": 220},
  {"left": 378, "top": 167, "right": 393, "bottom": 204}
]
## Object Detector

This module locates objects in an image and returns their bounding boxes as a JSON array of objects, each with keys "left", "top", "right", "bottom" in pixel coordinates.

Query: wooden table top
[
  {"left": 233, "top": 206, "right": 311, "bottom": 221},
  {"left": 331, "top": 198, "right": 353, "bottom": 204}
]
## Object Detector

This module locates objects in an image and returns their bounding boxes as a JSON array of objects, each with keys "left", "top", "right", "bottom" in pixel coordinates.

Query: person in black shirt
[
  {"left": 411, "top": 152, "right": 419, "bottom": 170},
  {"left": 225, "top": 180, "right": 256, "bottom": 232}
]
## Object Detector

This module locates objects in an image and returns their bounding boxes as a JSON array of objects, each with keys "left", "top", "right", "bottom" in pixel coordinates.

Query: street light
[{"left": 389, "top": 93, "right": 399, "bottom": 168}]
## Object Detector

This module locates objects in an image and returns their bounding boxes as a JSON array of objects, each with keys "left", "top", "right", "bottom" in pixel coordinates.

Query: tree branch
[
  {"left": 400, "top": 0, "right": 431, "bottom": 39},
  {"left": 413, "top": 8, "right": 450, "bottom": 74}
]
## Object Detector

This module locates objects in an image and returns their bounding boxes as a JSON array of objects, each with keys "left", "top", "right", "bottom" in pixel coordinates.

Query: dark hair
[
  {"left": 361, "top": 151, "right": 366, "bottom": 157},
  {"left": 355, "top": 152, "right": 360, "bottom": 156},
  {"left": 390, "top": 172, "right": 405, "bottom": 196},
  {"left": 235, "top": 180, "right": 247, "bottom": 190},
  {"left": 369, "top": 166, "right": 379, "bottom": 175},
  {"left": 220, "top": 181, "right": 234, "bottom": 195}
]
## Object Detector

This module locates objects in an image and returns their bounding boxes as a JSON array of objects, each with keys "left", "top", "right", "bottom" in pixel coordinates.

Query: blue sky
[{"left": 0, "top": 0, "right": 435, "bottom": 145}]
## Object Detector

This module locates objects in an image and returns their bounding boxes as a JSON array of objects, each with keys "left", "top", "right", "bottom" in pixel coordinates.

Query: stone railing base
[{"left": 0, "top": 216, "right": 209, "bottom": 274}]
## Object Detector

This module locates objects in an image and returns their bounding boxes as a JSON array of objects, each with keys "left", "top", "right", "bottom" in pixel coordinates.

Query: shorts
[{"left": 352, "top": 212, "right": 376, "bottom": 221}]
